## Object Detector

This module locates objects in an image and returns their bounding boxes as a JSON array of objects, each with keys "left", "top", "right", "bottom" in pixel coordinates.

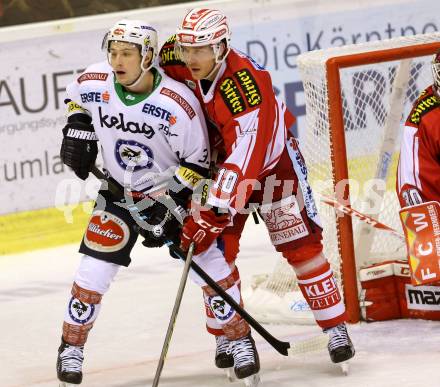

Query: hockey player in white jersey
[{"left": 56, "top": 19, "right": 214, "bottom": 386}]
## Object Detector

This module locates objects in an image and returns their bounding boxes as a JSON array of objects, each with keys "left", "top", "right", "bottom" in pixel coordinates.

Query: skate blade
[
  {"left": 340, "top": 361, "right": 350, "bottom": 375},
  {"left": 243, "top": 373, "right": 262, "bottom": 387},
  {"left": 224, "top": 367, "right": 236, "bottom": 382},
  {"left": 59, "top": 382, "right": 79, "bottom": 387}
]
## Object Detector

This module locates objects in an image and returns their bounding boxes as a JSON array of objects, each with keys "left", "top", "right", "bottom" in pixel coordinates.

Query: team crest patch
[
  {"left": 259, "top": 196, "right": 309, "bottom": 245},
  {"left": 68, "top": 297, "right": 95, "bottom": 324},
  {"left": 209, "top": 295, "right": 234, "bottom": 321},
  {"left": 115, "top": 139, "right": 154, "bottom": 171},
  {"left": 84, "top": 210, "right": 130, "bottom": 252}
]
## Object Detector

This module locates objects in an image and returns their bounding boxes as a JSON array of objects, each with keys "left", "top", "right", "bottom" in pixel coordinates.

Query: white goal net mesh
[{"left": 244, "top": 33, "right": 440, "bottom": 325}]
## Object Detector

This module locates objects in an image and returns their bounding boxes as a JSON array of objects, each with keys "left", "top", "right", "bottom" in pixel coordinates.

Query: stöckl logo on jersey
[
  {"left": 234, "top": 69, "right": 262, "bottom": 107},
  {"left": 219, "top": 78, "right": 245, "bottom": 115},
  {"left": 409, "top": 92, "right": 440, "bottom": 124},
  {"left": 98, "top": 106, "right": 155, "bottom": 138}
]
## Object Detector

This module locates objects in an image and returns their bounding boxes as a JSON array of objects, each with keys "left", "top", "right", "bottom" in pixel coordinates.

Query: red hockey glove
[{"left": 180, "top": 208, "right": 230, "bottom": 255}]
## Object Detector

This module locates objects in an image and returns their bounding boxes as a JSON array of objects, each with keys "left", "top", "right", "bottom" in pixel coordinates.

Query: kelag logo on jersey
[
  {"left": 219, "top": 78, "right": 245, "bottom": 115},
  {"left": 115, "top": 139, "right": 154, "bottom": 171},
  {"left": 142, "top": 103, "right": 172, "bottom": 121},
  {"left": 99, "top": 107, "right": 155, "bottom": 138}
]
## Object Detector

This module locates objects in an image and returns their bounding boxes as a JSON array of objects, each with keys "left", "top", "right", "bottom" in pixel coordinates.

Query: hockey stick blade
[
  {"left": 321, "top": 195, "right": 405, "bottom": 240},
  {"left": 91, "top": 166, "right": 291, "bottom": 356}
]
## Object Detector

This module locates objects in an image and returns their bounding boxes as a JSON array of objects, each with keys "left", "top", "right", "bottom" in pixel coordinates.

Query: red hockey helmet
[{"left": 175, "top": 8, "right": 231, "bottom": 63}]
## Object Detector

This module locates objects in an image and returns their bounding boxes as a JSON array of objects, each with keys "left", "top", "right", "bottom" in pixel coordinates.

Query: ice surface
[{"left": 1, "top": 220, "right": 439, "bottom": 387}]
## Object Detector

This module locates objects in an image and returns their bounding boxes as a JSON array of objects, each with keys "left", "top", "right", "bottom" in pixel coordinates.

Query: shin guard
[
  {"left": 203, "top": 273, "right": 249, "bottom": 340},
  {"left": 62, "top": 282, "right": 102, "bottom": 346},
  {"left": 297, "top": 262, "right": 346, "bottom": 329}
]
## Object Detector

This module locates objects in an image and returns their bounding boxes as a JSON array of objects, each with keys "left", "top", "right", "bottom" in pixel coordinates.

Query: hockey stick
[
  {"left": 320, "top": 195, "right": 405, "bottom": 240},
  {"left": 152, "top": 242, "right": 195, "bottom": 387},
  {"left": 91, "top": 166, "right": 314, "bottom": 356}
]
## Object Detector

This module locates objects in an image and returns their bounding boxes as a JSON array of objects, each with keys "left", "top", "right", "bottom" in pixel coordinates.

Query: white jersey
[{"left": 66, "top": 61, "right": 210, "bottom": 193}]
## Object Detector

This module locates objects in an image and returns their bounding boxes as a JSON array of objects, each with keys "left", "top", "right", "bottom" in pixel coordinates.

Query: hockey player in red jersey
[
  {"left": 160, "top": 8, "right": 355, "bottom": 381},
  {"left": 397, "top": 50, "right": 440, "bottom": 207}
]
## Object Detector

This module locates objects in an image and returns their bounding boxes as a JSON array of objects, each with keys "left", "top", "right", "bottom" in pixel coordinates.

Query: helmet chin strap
[
  {"left": 124, "top": 69, "right": 146, "bottom": 88},
  {"left": 121, "top": 55, "right": 154, "bottom": 89},
  {"left": 203, "top": 43, "right": 229, "bottom": 81},
  {"left": 204, "top": 62, "right": 222, "bottom": 81}
]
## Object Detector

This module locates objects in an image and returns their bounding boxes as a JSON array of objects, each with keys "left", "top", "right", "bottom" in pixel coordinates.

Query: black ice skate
[
  {"left": 324, "top": 323, "right": 355, "bottom": 374},
  {"left": 215, "top": 335, "right": 235, "bottom": 381},
  {"left": 228, "top": 333, "right": 261, "bottom": 386},
  {"left": 215, "top": 335, "right": 234, "bottom": 368},
  {"left": 56, "top": 338, "right": 84, "bottom": 386}
]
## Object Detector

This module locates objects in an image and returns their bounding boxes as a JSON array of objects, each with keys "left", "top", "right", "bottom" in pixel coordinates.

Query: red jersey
[
  {"left": 160, "top": 36, "right": 296, "bottom": 212},
  {"left": 397, "top": 85, "right": 440, "bottom": 207}
]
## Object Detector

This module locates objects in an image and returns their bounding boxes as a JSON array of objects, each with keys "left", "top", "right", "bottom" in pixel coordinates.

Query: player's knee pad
[
  {"left": 203, "top": 265, "right": 241, "bottom": 336},
  {"left": 63, "top": 282, "right": 103, "bottom": 346},
  {"left": 190, "top": 243, "right": 232, "bottom": 286},
  {"left": 282, "top": 241, "right": 323, "bottom": 265},
  {"left": 74, "top": 255, "right": 120, "bottom": 294},
  {"left": 203, "top": 274, "right": 249, "bottom": 340},
  {"left": 289, "top": 252, "right": 328, "bottom": 277}
]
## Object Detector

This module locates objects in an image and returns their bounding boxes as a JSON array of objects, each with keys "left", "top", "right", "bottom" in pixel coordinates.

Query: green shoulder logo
[
  {"left": 219, "top": 78, "right": 246, "bottom": 115},
  {"left": 234, "top": 69, "right": 262, "bottom": 107},
  {"left": 409, "top": 92, "right": 440, "bottom": 124}
]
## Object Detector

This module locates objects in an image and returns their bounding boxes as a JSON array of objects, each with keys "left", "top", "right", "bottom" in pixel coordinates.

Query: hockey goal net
[{"left": 244, "top": 33, "right": 440, "bottom": 324}]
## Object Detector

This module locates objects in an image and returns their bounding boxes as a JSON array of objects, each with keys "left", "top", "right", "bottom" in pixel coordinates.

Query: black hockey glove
[
  {"left": 60, "top": 120, "right": 98, "bottom": 180},
  {"left": 138, "top": 194, "right": 187, "bottom": 249}
]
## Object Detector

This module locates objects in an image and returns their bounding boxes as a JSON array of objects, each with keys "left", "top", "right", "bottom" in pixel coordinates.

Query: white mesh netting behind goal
[{"left": 244, "top": 33, "right": 440, "bottom": 325}]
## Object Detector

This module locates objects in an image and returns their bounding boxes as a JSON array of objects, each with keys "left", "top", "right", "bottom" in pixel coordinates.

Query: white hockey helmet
[
  {"left": 432, "top": 50, "right": 440, "bottom": 89},
  {"left": 175, "top": 8, "right": 231, "bottom": 63},
  {"left": 102, "top": 19, "right": 158, "bottom": 72}
]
